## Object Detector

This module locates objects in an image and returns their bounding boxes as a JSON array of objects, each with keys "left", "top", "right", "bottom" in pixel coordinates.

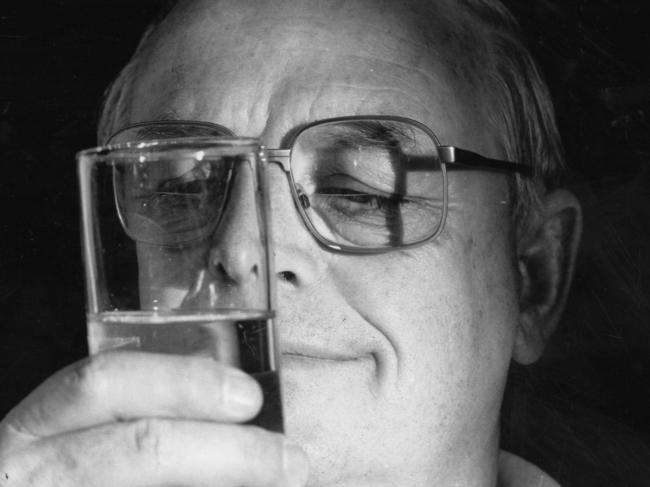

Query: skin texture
[
  {"left": 0, "top": 1, "right": 581, "bottom": 486},
  {"left": 127, "top": 1, "right": 518, "bottom": 485}
]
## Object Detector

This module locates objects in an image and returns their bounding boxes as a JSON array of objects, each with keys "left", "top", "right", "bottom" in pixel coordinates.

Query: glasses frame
[{"left": 108, "top": 116, "right": 531, "bottom": 254}]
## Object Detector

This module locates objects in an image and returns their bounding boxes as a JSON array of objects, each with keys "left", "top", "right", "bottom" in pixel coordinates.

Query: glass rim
[{"left": 76, "top": 136, "right": 262, "bottom": 161}]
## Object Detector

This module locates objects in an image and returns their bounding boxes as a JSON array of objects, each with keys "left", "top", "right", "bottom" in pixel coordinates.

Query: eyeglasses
[{"left": 108, "top": 116, "right": 531, "bottom": 254}]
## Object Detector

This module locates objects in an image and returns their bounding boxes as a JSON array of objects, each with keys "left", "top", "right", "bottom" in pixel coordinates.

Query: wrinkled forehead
[
  {"left": 139, "top": 0, "right": 457, "bottom": 71},
  {"left": 120, "top": 0, "right": 491, "bottom": 148}
]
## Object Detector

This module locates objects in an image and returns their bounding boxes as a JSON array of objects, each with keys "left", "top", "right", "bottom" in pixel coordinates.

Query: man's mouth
[
  {"left": 281, "top": 343, "right": 372, "bottom": 363},
  {"left": 283, "top": 351, "right": 360, "bottom": 362}
]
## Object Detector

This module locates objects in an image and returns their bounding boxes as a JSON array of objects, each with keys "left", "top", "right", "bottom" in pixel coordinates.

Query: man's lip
[
  {"left": 281, "top": 344, "right": 371, "bottom": 362},
  {"left": 282, "top": 351, "right": 362, "bottom": 362}
]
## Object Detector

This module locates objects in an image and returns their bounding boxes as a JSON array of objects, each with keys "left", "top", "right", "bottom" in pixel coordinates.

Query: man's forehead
[
  {"left": 136, "top": 0, "right": 459, "bottom": 87},
  {"left": 160, "top": 0, "right": 456, "bottom": 48},
  {"left": 122, "top": 0, "right": 492, "bottom": 150}
]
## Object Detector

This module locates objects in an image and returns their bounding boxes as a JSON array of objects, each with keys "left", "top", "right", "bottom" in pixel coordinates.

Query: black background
[{"left": 1, "top": 1, "right": 649, "bottom": 485}]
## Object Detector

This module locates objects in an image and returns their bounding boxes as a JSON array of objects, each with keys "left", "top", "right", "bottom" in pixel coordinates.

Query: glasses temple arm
[{"left": 439, "top": 146, "right": 532, "bottom": 176}]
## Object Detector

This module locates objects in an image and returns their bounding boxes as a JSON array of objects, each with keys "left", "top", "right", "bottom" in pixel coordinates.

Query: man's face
[{"left": 121, "top": 0, "right": 521, "bottom": 484}]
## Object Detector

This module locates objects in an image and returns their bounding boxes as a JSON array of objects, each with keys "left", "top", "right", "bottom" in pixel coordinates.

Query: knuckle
[
  {"left": 65, "top": 355, "right": 112, "bottom": 402},
  {"left": 0, "top": 419, "right": 39, "bottom": 450},
  {"left": 129, "top": 418, "right": 164, "bottom": 461}
]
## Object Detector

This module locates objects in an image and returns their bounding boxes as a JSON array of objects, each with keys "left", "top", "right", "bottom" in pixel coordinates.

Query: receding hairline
[
  {"left": 98, "top": 0, "right": 564, "bottom": 229},
  {"left": 100, "top": 0, "right": 505, "bottom": 136}
]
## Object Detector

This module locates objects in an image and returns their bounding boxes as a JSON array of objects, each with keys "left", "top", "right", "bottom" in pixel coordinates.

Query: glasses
[{"left": 107, "top": 116, "right": 531, "bottom": 254}]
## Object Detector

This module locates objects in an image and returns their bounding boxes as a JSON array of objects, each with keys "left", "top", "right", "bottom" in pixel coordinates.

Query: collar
[{"left": 498, "top": 450, "right": 561, "bottom": 487}]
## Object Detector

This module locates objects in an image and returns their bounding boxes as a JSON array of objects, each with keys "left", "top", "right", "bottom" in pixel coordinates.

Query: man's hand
[{"left": 0, "top": 352, "right": 308, "bottom": 486}]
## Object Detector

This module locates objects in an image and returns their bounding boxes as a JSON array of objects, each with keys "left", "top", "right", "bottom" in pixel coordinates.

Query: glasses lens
[
  {"left": 113, "top": 152, "right": 236, "bottom": 246},
  {"left": 291, "top": 119, "right": 444, "bottom": 248},
  {"left": 107, "top": 122, "right": 241, "bottom": 246}
]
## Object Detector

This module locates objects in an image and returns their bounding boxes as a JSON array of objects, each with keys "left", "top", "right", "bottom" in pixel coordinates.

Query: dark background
[{"left": 1, "top": 1, "right": 649, "bottom": 485}]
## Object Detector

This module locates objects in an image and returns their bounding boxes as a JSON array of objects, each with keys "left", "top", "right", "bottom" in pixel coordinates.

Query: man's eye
[
  {"left": 137, "top": 178, "right": 208, "bottom": 213},
  {"left": 133, "top": 175, "right": 218, "bottom": 223},
  {"left": 318, "top": 187, "right": 399, "bottom": 209},
  {"left": 158, "top": 178, "right": 205, "bottom": 195},
  {"left": 157, "top": 164, "right": 213, "bottom": 194}
]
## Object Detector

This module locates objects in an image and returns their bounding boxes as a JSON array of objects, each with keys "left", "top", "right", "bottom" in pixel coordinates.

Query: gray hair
[
  {"left": 98, "top": 0, "right": 564, "bottom": 227},
  {"left": 453, "top": 0, "right": 565, "bottom": 226}
]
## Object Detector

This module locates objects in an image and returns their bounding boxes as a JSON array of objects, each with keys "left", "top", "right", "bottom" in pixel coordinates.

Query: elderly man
[{"left": 0, "top": 0, "right": 581, "bottom": 486}]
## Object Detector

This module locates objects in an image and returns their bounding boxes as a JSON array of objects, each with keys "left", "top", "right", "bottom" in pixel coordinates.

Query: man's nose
[
  {"left": 208, "top": 162, "right": 263, "bottom": 286},
  {"left": 208, "top": 239, "right": 260, "bottom": 284},
  {"left": 208, "top": 151, "right": 325, "bottom": 294}
]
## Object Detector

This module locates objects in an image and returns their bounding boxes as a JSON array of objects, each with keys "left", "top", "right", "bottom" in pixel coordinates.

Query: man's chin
[
  {"left": 278, "top": 352, "right": 381, "bottom": 479},
  {"left": 281, "top": 353, "right": 371, "bottom": 422}
]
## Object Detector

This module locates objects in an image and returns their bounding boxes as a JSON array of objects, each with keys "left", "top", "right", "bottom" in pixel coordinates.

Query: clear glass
[{"left": 77, "top": 137, "right": 282, "bottom": 432}]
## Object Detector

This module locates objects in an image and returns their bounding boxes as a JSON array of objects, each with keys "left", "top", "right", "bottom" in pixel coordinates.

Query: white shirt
[{"left": 499, "top": 451, "right": 561, "bottom": 487}]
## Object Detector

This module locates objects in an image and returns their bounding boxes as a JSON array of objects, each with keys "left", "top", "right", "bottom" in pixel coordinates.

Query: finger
[
  {"left": 1, "top": 352, "right": 262, "bottom": 444},
  {"left": 3, "top": 420, "right": 309, "bottom": 487}
]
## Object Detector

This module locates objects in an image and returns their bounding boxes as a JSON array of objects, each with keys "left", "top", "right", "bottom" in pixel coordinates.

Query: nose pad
[{"left": 295, "top": 184, "right": 311, "bottom": 210}]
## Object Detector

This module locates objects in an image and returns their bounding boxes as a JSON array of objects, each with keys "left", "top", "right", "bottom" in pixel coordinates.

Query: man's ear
[{"left": 513, "top": 189, "right": 582, "bottom": 365}]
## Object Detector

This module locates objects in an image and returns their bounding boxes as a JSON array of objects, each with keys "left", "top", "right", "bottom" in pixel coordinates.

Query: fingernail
[
  {"left": 283, "top": 441, "right": 309, "bottom": 486},
  {"left": 224, "top": 371, "right": 260, "bottom": 412}
]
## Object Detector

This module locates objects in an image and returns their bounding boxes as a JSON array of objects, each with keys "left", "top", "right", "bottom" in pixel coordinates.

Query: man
[{"left": 0, "top": 0, "right": 581, "bottom": 485}]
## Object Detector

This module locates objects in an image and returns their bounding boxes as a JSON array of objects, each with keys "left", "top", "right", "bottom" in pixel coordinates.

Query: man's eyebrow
[
  {"left": 131, "top": 125, "right": 195, "bottom": 140},
  {"left": 152, "top": 110, "right": 182, "bottom": 121},
  {"left": 322, "top": 120, "right": 416, "bottom": 150},
  {"left": 123, "top": 117, "right": 233, "bottom": 141},
  {"left": 129, "top": 111, "right": 185, "bottom": 139}
]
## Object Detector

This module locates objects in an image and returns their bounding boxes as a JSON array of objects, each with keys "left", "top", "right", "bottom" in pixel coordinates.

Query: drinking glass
[{"left": 77, "top": 136, "right": 282, "bottom": 432}]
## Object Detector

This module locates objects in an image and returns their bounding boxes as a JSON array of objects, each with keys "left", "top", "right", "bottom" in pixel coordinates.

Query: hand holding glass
[{"left": 77, "top": 136, "right": 282, "bottom": 432}]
